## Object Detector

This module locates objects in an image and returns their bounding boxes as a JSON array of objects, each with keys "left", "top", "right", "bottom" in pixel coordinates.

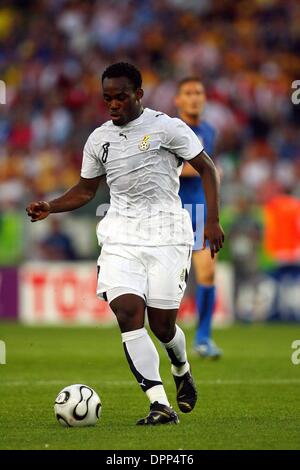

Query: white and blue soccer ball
[{"left": 54, "top": 384, "right": 101, "bottom": 427}]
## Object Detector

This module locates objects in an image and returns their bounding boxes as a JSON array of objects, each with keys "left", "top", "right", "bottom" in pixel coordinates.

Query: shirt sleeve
[
  {"left": 163, "top": 117, "right": 204, "bottom": 160},
  {"left": 80, "top": 133, "right": 106, "bottom": 179}
]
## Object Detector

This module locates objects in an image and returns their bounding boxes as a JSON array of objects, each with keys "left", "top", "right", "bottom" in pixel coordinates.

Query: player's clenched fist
[{"left": 26, "top": 201, "right": 51, "bottom": 222}]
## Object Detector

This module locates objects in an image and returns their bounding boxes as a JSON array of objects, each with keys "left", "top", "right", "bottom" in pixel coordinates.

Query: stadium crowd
[{"left": 0, "top": 0, "right": 299, "bottom": 260}]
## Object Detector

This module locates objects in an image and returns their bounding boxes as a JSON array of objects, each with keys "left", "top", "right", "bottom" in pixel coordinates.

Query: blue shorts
[{"left": 179, "top": 177, "right": 209, "bottom": 249}]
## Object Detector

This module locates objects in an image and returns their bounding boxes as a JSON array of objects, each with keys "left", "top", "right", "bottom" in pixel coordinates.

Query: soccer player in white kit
[{"left": 27, "top": 63, "right": 224, "bottom": 425}]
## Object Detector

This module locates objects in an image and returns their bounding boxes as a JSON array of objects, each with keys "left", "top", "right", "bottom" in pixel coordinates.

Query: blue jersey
[{"left": 179, "top": 120, "right": 216, "bottom": 233}]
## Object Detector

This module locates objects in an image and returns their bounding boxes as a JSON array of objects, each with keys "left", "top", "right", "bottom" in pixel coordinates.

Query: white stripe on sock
[{"left": 146, "top": 384, "right": 170, "bottom": 407}]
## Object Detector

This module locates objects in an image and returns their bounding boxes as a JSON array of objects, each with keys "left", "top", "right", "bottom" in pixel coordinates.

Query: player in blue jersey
[{"left": 176, "top": 77, "right": 223, "bottom": 359}]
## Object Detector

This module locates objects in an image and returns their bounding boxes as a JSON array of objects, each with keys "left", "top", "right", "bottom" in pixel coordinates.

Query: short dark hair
[
  {"left": 177, "top": 76, "right": 203, "bottom": 90},
  {"left": 102, "top": 62, "right": 142, "bottom": 90}
]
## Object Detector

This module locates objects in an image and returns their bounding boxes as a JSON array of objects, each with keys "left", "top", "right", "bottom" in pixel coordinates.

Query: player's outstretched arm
[
  {"left": 188, "top": 151, "right": 225, "bottom": 258},
  {"left": 26, "top": 175, "right": 103, "bottom": 222}
]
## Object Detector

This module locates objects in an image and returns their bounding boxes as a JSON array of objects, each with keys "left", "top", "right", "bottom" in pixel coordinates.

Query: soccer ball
[{"left": 54, "top": 384, "right": 101, "bottom": 427}]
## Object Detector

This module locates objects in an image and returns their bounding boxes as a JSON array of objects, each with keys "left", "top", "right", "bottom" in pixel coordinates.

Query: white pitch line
[{"left": 1, "top": 378, "right": 300, "bottom": 387}]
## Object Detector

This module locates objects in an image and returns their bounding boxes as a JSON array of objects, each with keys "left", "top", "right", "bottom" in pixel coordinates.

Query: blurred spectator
[
  {"left": 38, "top": 217, "right": 78, "bottom": 260},
  {"left": 228, "top": 196, "right": 262, "bottom": 311},
  {"left": 264, "top": 190, "right": 300, "bottom": 263}
]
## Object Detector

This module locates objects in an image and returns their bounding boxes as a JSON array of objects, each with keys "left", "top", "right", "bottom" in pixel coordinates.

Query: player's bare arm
[
  {"left": 26, "top": 175, "right": 104, "bottom": 222},
  {"left": 189, "top": 150, "right": 224, "bottom": 258},
  {"left": 180, "top": 162, "right": 199, "bottom": 177}
]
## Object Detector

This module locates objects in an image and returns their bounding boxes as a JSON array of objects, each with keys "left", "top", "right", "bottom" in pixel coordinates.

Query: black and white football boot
[
  {"left": 136, "top": 401, "right": 179, "bottom": 425},
  {"left": 173, "top": 370, "right": 197, "bottom": 413}
]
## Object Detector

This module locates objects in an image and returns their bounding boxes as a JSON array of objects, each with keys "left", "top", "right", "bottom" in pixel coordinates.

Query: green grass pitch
[{"left": 0, "top": 322, "right": 300, "bottom": 450}]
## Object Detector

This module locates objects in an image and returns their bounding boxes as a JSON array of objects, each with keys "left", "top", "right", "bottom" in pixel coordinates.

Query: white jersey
[{"left": 81, "top": 108, "right": 203, "bottom": 246}]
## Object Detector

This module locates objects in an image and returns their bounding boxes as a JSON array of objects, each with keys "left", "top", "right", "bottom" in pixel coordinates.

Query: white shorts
[{"left": 97, "top": 244, "right": 192, "bottom": 309}]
